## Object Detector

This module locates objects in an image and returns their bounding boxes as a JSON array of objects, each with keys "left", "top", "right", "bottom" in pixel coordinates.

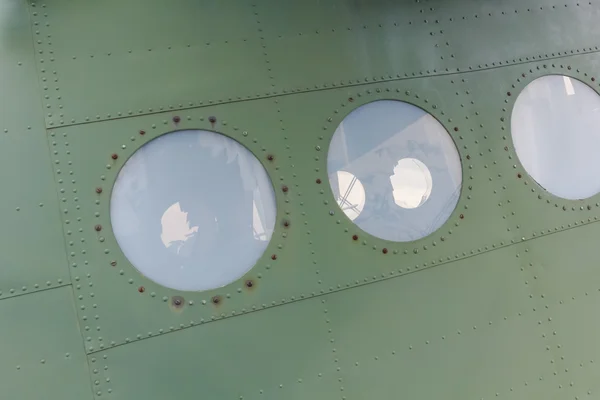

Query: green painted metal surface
[
  {"left": 0, "top": 287, "right": 93, "bottom": 399},
  {"left": 1, "top": 0, "right": 600, "bottom": 398}
]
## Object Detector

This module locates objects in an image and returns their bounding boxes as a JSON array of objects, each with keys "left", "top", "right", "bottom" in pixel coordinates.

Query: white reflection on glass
[
  {"left": 511, "top": 75, "right": 600, "bottom": 200},
  {"left": 160, "top": 202, "right": 199, "bottom": 254},
  {"left": 390, "top": 158, "right": 433, "bottom": 209},
  {"left": 327, "top": 100, "right": 462, "bottom": 242},
  {"left": 332, "top": 170, "right": 366, "bottom": 221},
  {"left": 252, "top": 199, "right": 269, "bottom": 241},
  {"left": 110, "top": 130, "right": 276, "bottom": 291},
  {"left": 563, "top": 76, "right": 575, "bottom": 96}
]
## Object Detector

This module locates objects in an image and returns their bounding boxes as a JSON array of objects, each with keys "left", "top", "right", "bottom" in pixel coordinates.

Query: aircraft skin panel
[
  {"left": 90, "top": 297, "right": 341, "bottom": 400},
  {"left": 28, "top": 0, "right": 600, "bottom": 128},
  {"left": 0, "top": 287, "right": 93, "bottom": 399},
  {"left": 1, "top": 0, "right": 600, "bottom": 398},
  {"left": 0, "top": 0, "right": 70, "bottom": 300}
]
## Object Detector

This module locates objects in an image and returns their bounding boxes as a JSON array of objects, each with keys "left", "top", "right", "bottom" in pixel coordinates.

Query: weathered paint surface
[{"left": 0, "top": 0, "right": 599, "bottom": 398}]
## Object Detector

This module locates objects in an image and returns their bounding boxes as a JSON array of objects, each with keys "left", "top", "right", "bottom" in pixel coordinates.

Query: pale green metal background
[{"left": 2, "top": 0, "right": 600, "bottom": 398}]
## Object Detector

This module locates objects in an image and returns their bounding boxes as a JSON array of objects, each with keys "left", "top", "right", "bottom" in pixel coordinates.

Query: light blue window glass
[
  {"left": 327, "top": 100, "right": 462, "bottom": 242},
  {"left": 511, "top": 75, "right": 600, "bottom": 200},
  {"left": 110, "top": 130, "right": 276, "bottom": 291}
]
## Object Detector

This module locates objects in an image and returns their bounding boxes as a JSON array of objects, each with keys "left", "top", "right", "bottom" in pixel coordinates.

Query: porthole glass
[
  {"left": 391, "top": 158, "right": 433, "bottom": 209},
  {"left": 110, "top": 130, "right": 276, "bottom": 291},
  {"left": 511, "top": 75, "right": 600, "bottom": 200},
  {"left": 327, "top": 100, "right": 462, "bottom": 242},
  {"left": 331, "top": 171, "right": 366, "bottom": 221}
]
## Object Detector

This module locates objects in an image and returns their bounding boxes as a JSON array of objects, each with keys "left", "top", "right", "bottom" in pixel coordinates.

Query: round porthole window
[
  {"left": 110, "top": 130, "right": 277, "bottom": 291},
  {"left": 327, "top": 100, "right": 462, "bottom": 242},
  {"left": 511, "top": 75, "right": 600, "bottom": 200}
]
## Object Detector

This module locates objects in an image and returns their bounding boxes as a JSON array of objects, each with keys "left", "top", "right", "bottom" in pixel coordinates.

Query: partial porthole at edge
[
  {"left": 327, "top": 100, "right": 462, "bottom": 242},
  {"left": 110, "top": 130, "right": 277, "bottom": 292},
  {"left": 511, "top": 75, "right": 600, "bottom": 200}
]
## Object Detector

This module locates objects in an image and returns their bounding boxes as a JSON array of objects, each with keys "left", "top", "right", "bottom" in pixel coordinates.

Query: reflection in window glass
[
  {"left": 110, "top": 130, "right": 276, "bottom": 291},
  {"left": 327, "top": 100, "right": 462, "bottom": 242},
  {"left": 391, "top": 158, "right": 433, "bottom": 209},
  {"left": 331, "top": 171, "right": 366, "bottom": 221},
  {"left": 511, "top": 75, "right": 600, "bottom": 200}
]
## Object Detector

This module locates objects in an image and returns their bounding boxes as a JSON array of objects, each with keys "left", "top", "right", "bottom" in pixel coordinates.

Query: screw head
[
  {"left": 138, "top": 286, "right": 145, "bottom": 293},
  {"left": 211, "top": 296, "right": 220, "bottom": 304},
  {"left": 282, "top": 185, "right": 289, "bottom": 193},
  {"left": 95, "top": 187, "right": 102, "bottom": 194},
  {"left": 111, "top": 153, "right": 118, "bottom": 160},
  {"left": 459, "top": 214, "right": 464, "bottom": 219},
  {"left": 245, "top": 280, "right": 254, "bottom": 288},
  {"left": 348, "top": 97, "right": 354, "bottom": 102},
  {"left": 209, "top": 116, "right": 216, "bottom": 124},
  {"left": 316, "top": 178, "right": 322, "bottom": 184},
  {"left": 139, "top": 130, "right": 145, "bottom": 135},
  {"left": 94, "top": 224, "right": 102, "bottom": 232},
  {"left": 382, "top": 248, "right": 388, "bottom": 254},
  {"left": 267, "top": 154, "right": 274, "bottom": 161},
  {"left": 352, "top": 234, "right": 359, "bottom": 241},
  {"left": 172, "top": 116, "right": 180, "bottom": 123},
  {"left": 170, "top": 296, "right": 184, "bottom": 308},
  {"left": 110, "top": 261, "right": 117, "bottom": 267},
  {"left": 271, "top": 254, "right": 277, "bottom": 260}
]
